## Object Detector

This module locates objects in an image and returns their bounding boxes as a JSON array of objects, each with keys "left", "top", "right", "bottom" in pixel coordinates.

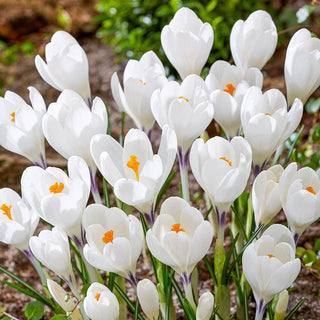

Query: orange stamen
[
  {"left": 220, "top": 156, "right": 232, "bottom": 167},
  {"left": 95, "top": 293, "right": 101, "bottom": 301},
  {"left": 49, "top": 182, "right": 64, "bottom": 194},
  {"left": 306, "top": 186, "right": 316, "bottom": 195},
  {"left": 127, "top": 155, "right": 140, "bottom": 181},
  {"left": 102, "top": 230, "right": 114, "bottom": 244},
  {"left": 171, "top": 223, "right": 185, "bottom": 233},
  {"left": 265, "top": 113, "right": 271, "bottom": 116},
  {"left": 267, "top": 254, "right": 275, "bottom": 259},
  {"left": 139, "top": 79, "right": 146, "bottom": 85},
  {"left": 178, "top": 96, "right": 189, "bottom": 102},
  {"left": 1, "top": 204, "right": 12, "bottom": 220},
  {"left": 10, "top": 112, "right": 15, "bottom": 123},
  {"left": 223, "top": 83, "right": 236, "bottom": 96}
]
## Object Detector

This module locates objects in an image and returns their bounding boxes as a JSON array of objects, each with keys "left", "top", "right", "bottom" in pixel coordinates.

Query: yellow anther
[
  {"left": 49, "top": 182, "right": 65, "bottom": 194},
  {"left": 10, "top": 112, "right": 15, "bottom": 123},
  {"left": 171, "top": 223, "right": 185, "bottom": 233},
  {"left": 95, "top": 293, "right": 101, "bottom": 301},
  {"left": 127, "top": 155, "right": 140, "bottom": 181},
  {"left": 223, "top": 83, "right": 236, "bottom": 96},
  {"left": 267, "top": 254, "right": 275, "bottom": 259},
  {"left": 306, "top": 186, "right": 316, "bottom": 195},
  {"left": 102, "top": 230, "right": 114, "bottom": 244},
  {"left": 220, "top": 156, "right": 232, "bottom": 167},
  {"left": 1, "top": 203, "right": 12, "bottom": 220},
  {"left": 265, "top": 113, "right": 271, "bottom": 116},
  {"left": 178, "top": 96, "right": 189, "bottom": 102},
  {"left": 139, "top": 79, "right": 146, "bottom": 85}
]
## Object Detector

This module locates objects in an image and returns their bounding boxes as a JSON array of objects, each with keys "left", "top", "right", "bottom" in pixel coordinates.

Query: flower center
[
  {"left": 139, "top": 79, "right": 146, "bottom": 85},
  {"left": 127, "top": 155, "right": 140, "bottom": 181},
  {"left": 1, "top": 203, "right": 12, "bottom": 220},
  {"left": 265, "top": 113, "right": 271, "bottom": 116},
  {"left": 49, "top": 182, "right": 65, "bottom": 194},
  {"left": 306, "top": 186, "right": 316, "bottom": 195},
  {"left": 267, "top": 254, "right": 275, "bottom": 259},
  {"left": 223, "top": 83, "right": 236, "bottom": 96},
  {"left": 95, "top": 293, "right": 101, "bottom": 301},
  {"left": 102, "top": 230, "right": 114, "bottom": 244},
  {"left": 219, "top": 156, "right": 232, "bottom": 167},
  {"left": 10, "top": 112, "right": 15, "bottom": 123},
  {"left": 171, "top": 223, "right": 185, "bottom": 233},
  {"left": 178, "top": 96, "right": 189, "bottom": 102}
]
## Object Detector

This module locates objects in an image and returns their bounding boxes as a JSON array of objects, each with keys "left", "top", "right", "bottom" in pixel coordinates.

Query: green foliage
[
  {"left": 296, "top": 239, "right": 320, "bottom": 277},
  {"left": 25, "top": 301, "right": 44, "bottom": 320},
  {"left": 94, "top": 0, "right": 271, "bottom": 75}
]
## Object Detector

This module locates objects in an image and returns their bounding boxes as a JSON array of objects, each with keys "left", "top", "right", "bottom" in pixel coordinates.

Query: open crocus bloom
[
  {"left": 242, "top": 224, "right": 301, "bottom": 320},
  {"left": 111, "top": 50, "right": 167, "bottom": 134},
  {"left": 84, "top": 282, "right": 119, "bottom": 320},
  {"left": 279, "top": 162, "right": 320, "bottom": 242},
  {"left": 90, "top": 125, "right": 177, "bottom": 224},
  {"left": 43, "top": 89, "right": 108, "bottom": 171},
  {"left": 285, "top": 28, "right": 320, "bottom": 105},
  {"left": 230, "top": 10, "right": 277, "bottom": 71},
  {"left": 151, "top": 74, "right": 213, "bottom": 155},
  {"left": 0, "top": 188, "right": 39, "bottom": 251},
  {"left": 146, "top": 197, "right": 213, "bottom": 284},
  {"left": 206, "top": 60, "right": 263, "bottom": 138},
  {"left": 35, "top": 30, "right": 91, "bottom": 103},
  {"left": 252, "top": 164, "right": 284, "bottom": 227},
  {"left": 241, "top": 87, "right": 303, "bottom": 172},
  {"left": 21, "top": 156, "right": 90, "bottom": 245},
  {"left": 190, "top": 136, "right": 252, "bottom": 239},
  {"left": 161, "top": 7, "right": 213, "bottom": 79},
  {"left": 0, "top": 87, "right": 46, "bottom": 167},
  {"left": 83, "top": 204, "right": 144, "bottom": 286}
]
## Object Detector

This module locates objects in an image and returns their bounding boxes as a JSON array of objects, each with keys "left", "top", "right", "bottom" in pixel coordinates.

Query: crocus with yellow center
[{"left": 49, "top": 182, "right": 64, "bottom": 194}]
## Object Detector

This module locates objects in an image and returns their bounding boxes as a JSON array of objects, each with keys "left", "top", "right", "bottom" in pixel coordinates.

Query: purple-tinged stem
[
  {"left": 34, "top": 153, "right": 47, "bottom": 169},
  {"left": 181, "top": 272, "right": 196, "bottom": 311},
  {"left": 253, "top": 160, "right": 267, "bottom": 178},
  {"left": 215, "top": 206, "right": 227, "bottom": 241},
  {"left": 89, "top": 167, "right": 101, "bottom": 204},
  {"left": 177, "top": 146, "right": 190, "bottom": 202},
  {"left": 128, "top": 271, "right": 138, "bottom": 288},
  {"left": 255, "top": 299, "right": 266, "bottom": 320}
]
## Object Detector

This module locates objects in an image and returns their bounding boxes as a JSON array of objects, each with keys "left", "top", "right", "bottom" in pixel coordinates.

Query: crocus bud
[
  {"left": 137, "top": 279, "right": 159, "bottom": 320},
  {"left": 47, "top": 279, "right": 82, "bottom": 320},
  {"left": 83, "top": 282, "right": 119, "bottom": 320},
  {"left": 274, "top": 290, "right": 289, "bottom": 320},
  {"left": 35, "top": 31, "right": 91, "bottom": 102},
  {"left": 161, "top": 7, "right": 214, "bottom": 79},
  {"left": 285, "top": 28, "right": 320, "bottom": 105},
  {"left": 0, "top": 87, "right": 46, "bottom": 167},
  {"left": 230, "top": 10, "right": 277, "bottom": 71},
  {"left": 196, "top": 292, "right": 214, "bottom": 320}
]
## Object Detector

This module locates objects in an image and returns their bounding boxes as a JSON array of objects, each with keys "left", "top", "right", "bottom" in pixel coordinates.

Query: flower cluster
[{"left": 1, "top": 6, "right": 320, "bottom": 320}]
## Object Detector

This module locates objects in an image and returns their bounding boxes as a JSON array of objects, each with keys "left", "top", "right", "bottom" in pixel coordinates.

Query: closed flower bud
[
  {"left": 196, "top": 292, "right": 214, "bottom": 320},
  {"left": 137, "top": 279, "right": 159, "bottom": 320},
  {"left": 274, "top": 290, "right": 289, "bottom": 320}
]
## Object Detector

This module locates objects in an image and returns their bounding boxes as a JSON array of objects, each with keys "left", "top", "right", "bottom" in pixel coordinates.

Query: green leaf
[
  {"left": 24, "top": 301, "right": 44, "bottom": 320},
  {"left": 302, "top": 250, "right": 317, "bottom": 268},
  {"left": 50, "top": 315, "right": 70, "bottom": 320},
  {"left": 314, "top": 238, "right": 320, "bottom": 252},
  {"left": 295, "top": 246, "right": 306, "bottom": 257},
  {"left": 305, "top": 98, "right": 320, "bottom": 114},
  {"left": 285, "top": 297, "right": 306, "bottom": 320}
]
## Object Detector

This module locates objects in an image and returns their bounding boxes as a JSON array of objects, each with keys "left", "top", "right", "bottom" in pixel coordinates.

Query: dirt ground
[{"left": 0, "top": 0, "right": 320, "bottom": 319}]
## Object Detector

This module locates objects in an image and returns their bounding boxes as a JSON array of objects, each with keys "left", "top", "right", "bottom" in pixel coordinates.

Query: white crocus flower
[
  {"left": 206, "top": 60, "right": 263, "bottom": 138},
  {"left": 196, "top": 292, "right": 214, "bottom": 320},
  {"left": 161, "top": 7, "right": 214, "bottom": 79},
  {"left": 0, "top": 188, "right": 39, "bottom": 251},
  {"left": 241, "top": 87, "right": 303, "bottom": 173},
  {"left": 285, "top": 28, "right": 320, "bottom": 105},
  {"left": 0, "top": 87, "right": 46, "bottom": 167},
  {"left": 146, "top": 197, "right": 213, "bottom": 308},
  {"left": 151, "top": 74, "right": 213, "bottom": 201},
  {"left": 43, "top": 89, "right": 108, "bottom": 203},
  {"left": 230, "top": 10, "right": 277, "bottom": 71},
  {"left": 83, "top": 282, "right": 119, "bottom": 320},
  {"left": 279, "top": 162, "right": 320, "bottom": 243},
  {"left": 190, "top": 136, "right": 252, "bottom": 240},
  {"left": 242, "top": 224, "right": 301, "bottom": 320},
  {"left": 111, "top": 51, "right": 167, "bottom": 134},
  {"left": 47, "top": 279, "right": 82, "bottom": 320},
  {"left": 21, "top": 156, "right": 90, "bottom": 246},
  {"left": 83, "top": 204, "right": 144, "bottom": 286},
  {"left": 252, "top": 165, "right": 284, "bottom": 228},
  {"left": 29, "top": 227, "right": 75, "bottom": 284},
  {"left": 35, "top": 31, "right": 91, "bottom": 103},
  {"left": 90, "top": 125, "right": 177, "bottom": 225},
  {"left": 137, "top": 279, "right": 160, "bottom": 320}
]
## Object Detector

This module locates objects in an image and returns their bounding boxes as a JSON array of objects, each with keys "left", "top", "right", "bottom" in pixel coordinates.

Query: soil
[{"left": 0, "top": 1, "right": 320, "bottom": 320}]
